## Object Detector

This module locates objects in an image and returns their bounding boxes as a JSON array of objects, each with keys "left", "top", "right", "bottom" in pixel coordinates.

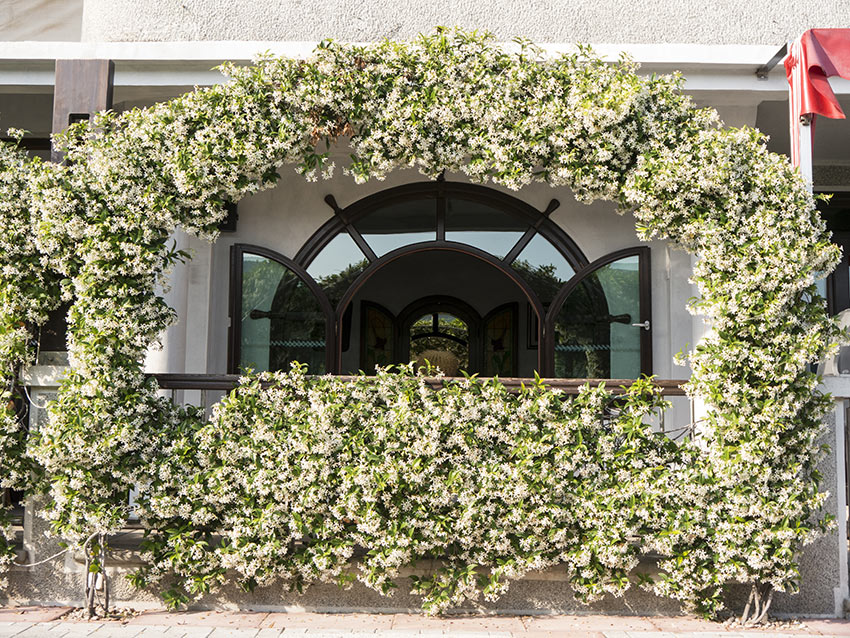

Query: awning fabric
[{"left": 784, "top": 28, "right": 850, "bottom": 166}]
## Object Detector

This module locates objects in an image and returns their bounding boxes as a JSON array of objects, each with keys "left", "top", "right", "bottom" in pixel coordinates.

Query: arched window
[{"left": 230, "top": 182, "right": 652, "bottom": 378}]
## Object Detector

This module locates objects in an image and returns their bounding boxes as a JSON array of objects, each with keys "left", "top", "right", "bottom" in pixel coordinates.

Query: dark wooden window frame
[
  {"left": 398, "top": 295, "right": 482, "bottom": 372},
  {"left": 332, "top": 242, "right": 548, "bottom": 371},
  {"left": 295, "top": 181, "right": 587, "bottom": 281}
]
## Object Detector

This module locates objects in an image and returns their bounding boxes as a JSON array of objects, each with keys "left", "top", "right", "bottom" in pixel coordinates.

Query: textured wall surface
[
  {"left": 80, "top": 0, "right": 850, "bottom": 44},
  {"left": 0, "top": 0, "right": 83, "bottom": 41}
]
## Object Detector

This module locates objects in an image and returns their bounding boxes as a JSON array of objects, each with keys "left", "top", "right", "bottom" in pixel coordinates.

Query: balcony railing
[{"left": 151, "top": 373, "right": 693, "bottom": 435}]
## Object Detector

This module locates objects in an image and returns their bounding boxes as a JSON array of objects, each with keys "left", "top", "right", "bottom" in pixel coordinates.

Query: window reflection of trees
[
  {"left": 511, "top": 259, "right": 565, "bottom": 306},
  {"left": 554, "top": 265, "right": 638, "bottom": 379},
  {"left": 242, "top": 255, "right": 327, "bottom": 374},
  {"left": 315, "top": 259, "right": 369, "bottom": 308}
]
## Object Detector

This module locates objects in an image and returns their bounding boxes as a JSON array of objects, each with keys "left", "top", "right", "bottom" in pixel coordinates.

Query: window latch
[{"left": 631, "top": 320, "right": 651, "bottom": 331}]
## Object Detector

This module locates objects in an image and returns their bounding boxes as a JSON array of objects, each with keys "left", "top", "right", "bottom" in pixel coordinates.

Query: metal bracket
[{"left": 756, "top": 42, "right": 788, "bottom": 80}]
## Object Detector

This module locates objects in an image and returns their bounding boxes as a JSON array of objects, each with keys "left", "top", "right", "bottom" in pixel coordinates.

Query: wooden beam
[{"left": 51, "top": 59, "right": 114, "bottom": 163}]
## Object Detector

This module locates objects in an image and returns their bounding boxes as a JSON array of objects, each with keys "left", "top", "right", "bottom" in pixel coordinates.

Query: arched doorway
[{"left": 340, "top": 248, "right": 532, "bottom": 375}]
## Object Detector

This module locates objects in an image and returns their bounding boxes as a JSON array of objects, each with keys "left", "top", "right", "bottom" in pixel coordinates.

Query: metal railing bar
[{"left": 150, "top": 373, "right": 689, "bottom": 396}]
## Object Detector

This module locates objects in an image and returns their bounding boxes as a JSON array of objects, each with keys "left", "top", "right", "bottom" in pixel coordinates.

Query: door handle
[{"left": 631, "top": 320, "right": 651, "bottom": 331}]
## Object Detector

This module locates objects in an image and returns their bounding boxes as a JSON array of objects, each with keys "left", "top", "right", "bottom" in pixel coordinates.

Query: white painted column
[
  {"left": 833, "top": 397, "right": 849, "bottom": 615},
  {"left": 144, "top": 229, "right": 190, "bottom": 374},
  {"left": 183, "top": 235, "right": 213, "bottom": 374},
  {"left": 798, "top": 115, "right": 815, "bottom": 190}
]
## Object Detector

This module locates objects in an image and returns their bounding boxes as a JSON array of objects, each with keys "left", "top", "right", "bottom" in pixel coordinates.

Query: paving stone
[
  {"left": 87, "top": 626, "right": 145, "bottom": 638},
  {"left": 526, "top": 615, "right": 652, "bottom": 633},
  {"left": 132, "top": 615, "right": 266, "bottom": 630},
  {"left": 264, "top": 614, "right": 391, "bottom": 632},
  {"left": 0, "top": 623, "right": 29, "bottom": 638},
  {"left": 162, "top": 627, "right": 214, "bottom": 638},
  {"left": 799, "top": 620, "right": 850, "bottom": 636},
  {"left": 205, "top": 629, "right": 259, "bottom": 638},
  {"left": 13, "top": 627, "right": 65, "bottom": 638},
  {"left": 0, "top": 611, "right": 72, "bottom": 624},
  {"left": 642, "top": 618, "right": 726, "bottom": 634},
  {"left": 388, "top": 616, "right": 450, "bottom": 631},
  {"left": 9, "top": 610, "right": 850, "bottom": 638},
  {"left": 47, "top": 622, "right": 105, "bottom": 637}
]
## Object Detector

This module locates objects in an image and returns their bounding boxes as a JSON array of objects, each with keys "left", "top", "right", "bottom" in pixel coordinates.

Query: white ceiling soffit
[{"left": 0, "top": 40, "right": 847, "bottom": 97}]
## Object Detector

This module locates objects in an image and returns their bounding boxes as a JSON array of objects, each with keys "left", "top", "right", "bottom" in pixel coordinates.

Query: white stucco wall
[
  {"left": 81, "top": 0, "right": 850, "bottom": 45},
  {"left": 0, "top": 0, "right": 82, "bottom": 41}
]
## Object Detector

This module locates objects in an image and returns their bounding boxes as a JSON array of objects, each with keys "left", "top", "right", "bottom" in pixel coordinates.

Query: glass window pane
[
  {"left": 354, "top": 199, "right": 436, "bottom": 256},
  {"left": 553, "top": 255, "right": 641, "bottom": 379},
  {"left": 410, "top": 313, "right": 469, "bottom": 374},
  {"left": 241, "top": 253, "right": 326, "bottom": 374},
  {"left": 445, "top": 197, "right": 527, "bottom": 258},
  {"left": 306, "top": 232, "right": 369, "bottom": 307},
  {"left": 512, "top": 234, "right": 576, "bottom": 306}
]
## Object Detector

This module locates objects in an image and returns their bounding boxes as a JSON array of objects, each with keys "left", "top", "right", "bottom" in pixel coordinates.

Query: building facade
[{"left": 2, "top": 0, "right": 850, "bottom": 617}]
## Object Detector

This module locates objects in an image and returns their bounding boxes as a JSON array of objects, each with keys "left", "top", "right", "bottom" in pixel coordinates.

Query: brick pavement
[{"left": 3, "top": 608, "right": 850, "bottom": 638}]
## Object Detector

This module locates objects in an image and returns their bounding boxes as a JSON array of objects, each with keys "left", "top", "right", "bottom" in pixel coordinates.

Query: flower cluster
[{"left": 0, "top": 28, "right": 843, "bottom": 615}]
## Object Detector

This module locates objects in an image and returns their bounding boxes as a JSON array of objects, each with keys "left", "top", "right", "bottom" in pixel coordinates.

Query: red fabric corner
[{"left": 785, "top": 28, "right": 850, "bottom": 120}]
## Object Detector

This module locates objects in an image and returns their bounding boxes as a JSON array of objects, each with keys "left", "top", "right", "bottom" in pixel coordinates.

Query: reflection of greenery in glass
[
  {"left": 241, "top": 254, "right": 326, "bottom": 374},
  {"left": 513, "top": 234, "right": 574, "bottom": 304},
  {"left": 553, "top": 258, "right": 640, "bottom": 379},
  {"left": 410, "top": 313, "right": 469, "bottom": 372},
  {"left": 315, "top": 259, "right": 369, "bottom": 308},
  {"left": 445, "top": 197, "right": 527, "bottom": 258},
  {"left": 355, "top": 199, "right": 435, "bottom": 256},
  {"left": 307, "top": 233, "right": 368, "bottom": 307},
  {"left": 554, "top": 274, "right": 609, "bottom": 378},
  {"left": 241, "top": 255, "right": 285, "bottom": 322},
  {"left": 511, "top": 259, "right": 564, "bottom": 307}
]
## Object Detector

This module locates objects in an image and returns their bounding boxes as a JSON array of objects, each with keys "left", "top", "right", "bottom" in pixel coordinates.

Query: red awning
[{"left": 784, "top": 29, "right": 850, "bottom": 166}]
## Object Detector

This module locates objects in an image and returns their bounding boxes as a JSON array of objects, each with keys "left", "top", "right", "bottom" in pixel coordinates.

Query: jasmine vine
[{"left": 0, "top": 28, "right": 843, "bottom": 616}]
